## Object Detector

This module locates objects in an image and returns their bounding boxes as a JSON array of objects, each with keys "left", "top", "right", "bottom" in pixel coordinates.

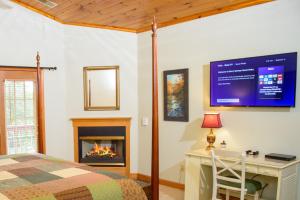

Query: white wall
[
  {"left": 63, "top": 25, "right": 139, "bottom": 172},
  {"left": 138, "top": 0, "right": 300, "bottom": 198},
  {"left": 0, "top": 1, "right": 69, "bottom": 160}
]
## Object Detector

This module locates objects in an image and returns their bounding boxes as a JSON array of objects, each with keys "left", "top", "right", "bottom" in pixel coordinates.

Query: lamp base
[{"left": 206, "top": 128, "right": 216, "bottom": 150}]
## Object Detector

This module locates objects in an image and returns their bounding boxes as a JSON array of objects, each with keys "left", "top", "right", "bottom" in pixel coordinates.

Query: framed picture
[{"left": 163, "top": 68, "right": 189, "bottom": 122}]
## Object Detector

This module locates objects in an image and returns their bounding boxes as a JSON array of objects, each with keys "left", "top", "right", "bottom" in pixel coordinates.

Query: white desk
[{"left": 184, "top": 149, "right": 300, "bottom": 200}]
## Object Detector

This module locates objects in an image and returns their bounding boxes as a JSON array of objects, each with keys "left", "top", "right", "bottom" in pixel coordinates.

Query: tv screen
[{"left": 210, "top": 52, "right": 297, "bottom": 107}]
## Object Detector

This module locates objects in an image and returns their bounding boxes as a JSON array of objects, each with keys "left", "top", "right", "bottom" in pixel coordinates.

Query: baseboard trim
[{"left": 130, "top": 173, "right": 184, "bottom": 190}]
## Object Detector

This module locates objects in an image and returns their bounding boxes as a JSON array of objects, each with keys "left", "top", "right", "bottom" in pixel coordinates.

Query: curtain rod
[{"left": 0, "top": 65, "right": 57, "bottom": 71}]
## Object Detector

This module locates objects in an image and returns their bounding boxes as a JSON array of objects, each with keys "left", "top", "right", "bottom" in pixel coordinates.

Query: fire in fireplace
[
  {"left": 80, "top": 137, "right": 125, "bottom": 165},
  {"left": 86, "top": 143, "right": 117, "bottom": 158}
]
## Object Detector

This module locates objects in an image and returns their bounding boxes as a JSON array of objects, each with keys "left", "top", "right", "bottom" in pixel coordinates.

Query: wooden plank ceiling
[{"left": 12, "top": 0, "right": 272, "bottom": 33}]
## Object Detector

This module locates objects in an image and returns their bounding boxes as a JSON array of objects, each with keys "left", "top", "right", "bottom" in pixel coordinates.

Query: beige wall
[{"left": 137, "top": 0, "right": 300, "bottom": 195}]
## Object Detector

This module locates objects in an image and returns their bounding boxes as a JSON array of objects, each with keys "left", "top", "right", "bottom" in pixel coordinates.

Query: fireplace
[
  {"left": 78, "top": 127, "right": 126, "bottom": 166},
  {"left": 72, "top": 118, "right": 131, "bottom": 176}
]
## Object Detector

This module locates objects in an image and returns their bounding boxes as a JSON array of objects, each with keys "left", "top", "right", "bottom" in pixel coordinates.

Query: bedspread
[{"left": 0, "top": 154, "right": 147, "bottom": 200}]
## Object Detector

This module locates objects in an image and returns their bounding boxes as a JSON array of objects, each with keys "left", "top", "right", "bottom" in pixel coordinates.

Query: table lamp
[{"left": 201, "top": 113, "right": 222, "bottom": 150}]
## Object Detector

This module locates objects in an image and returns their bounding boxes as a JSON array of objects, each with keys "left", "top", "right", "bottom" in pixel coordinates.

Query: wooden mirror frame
[{"left": 83, "top": 66, "right": 120, "bottom": 111}]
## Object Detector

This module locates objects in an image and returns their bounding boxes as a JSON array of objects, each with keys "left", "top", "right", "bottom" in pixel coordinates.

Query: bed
[{"left": 0, "top": 154, "right": 148, "bottom": 200}]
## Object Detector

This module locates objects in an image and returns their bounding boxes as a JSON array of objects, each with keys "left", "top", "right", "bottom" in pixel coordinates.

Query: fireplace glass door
[{"left": 79, "top": 136, "right": 125, "bottom": 166}]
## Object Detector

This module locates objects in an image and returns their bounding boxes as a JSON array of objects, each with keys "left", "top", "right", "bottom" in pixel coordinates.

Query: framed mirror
[{"left": 83, "top": 66, "right": 120, "bottom": 111}]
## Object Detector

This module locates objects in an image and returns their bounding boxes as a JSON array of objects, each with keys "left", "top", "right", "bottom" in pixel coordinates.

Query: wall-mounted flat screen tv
[{"left": 210, "top": 52, "right": 297, "bottom": 107}]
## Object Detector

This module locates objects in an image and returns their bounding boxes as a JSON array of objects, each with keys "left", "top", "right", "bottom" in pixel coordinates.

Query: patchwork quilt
[{"left": 0, "top": 154, "right": 147, "bottom": 200}]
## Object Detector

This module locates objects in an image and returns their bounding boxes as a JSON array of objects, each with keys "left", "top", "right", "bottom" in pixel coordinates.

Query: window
[{"left": 4, "top": 80, "right": 38, "bottom": 154}]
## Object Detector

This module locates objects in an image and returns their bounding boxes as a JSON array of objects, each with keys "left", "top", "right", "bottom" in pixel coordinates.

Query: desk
[{"left": 184, "top": 149, "right": 300, "bottom": 200}]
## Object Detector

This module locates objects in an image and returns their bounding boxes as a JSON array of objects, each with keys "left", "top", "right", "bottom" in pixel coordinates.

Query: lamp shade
[{"left": 201, "top": 113, "right": 222, "bottom": 128}]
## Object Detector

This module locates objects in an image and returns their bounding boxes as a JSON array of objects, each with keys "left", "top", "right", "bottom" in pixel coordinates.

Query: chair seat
[{"left": 219, "top": 176, "right": 262, "bottom": 194}]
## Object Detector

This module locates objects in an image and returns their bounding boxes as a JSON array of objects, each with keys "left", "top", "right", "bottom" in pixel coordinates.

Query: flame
[{"left": 86, "top": 143, "right": 117, "bottom": 158}]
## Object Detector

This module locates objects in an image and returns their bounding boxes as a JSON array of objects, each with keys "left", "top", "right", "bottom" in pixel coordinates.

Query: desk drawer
[
  {"left": 200, "top": 157, "right": 278, "bottom": 177},
  {"left": 258, "top": 167, "right": 279, "bottom": 177},
  {"left": 246, "top": 165, "right": 258, "bottom": 174},
  {"left": 282, "top": 165, "right": 297, "bottom": 178},
  {"left": 201, "top": 158, "right": 258, "bottom": 174}
]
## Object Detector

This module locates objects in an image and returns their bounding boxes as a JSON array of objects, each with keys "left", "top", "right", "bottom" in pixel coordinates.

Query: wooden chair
[{"left": 211, "top": 150, "right": 262, "bottom": 200}]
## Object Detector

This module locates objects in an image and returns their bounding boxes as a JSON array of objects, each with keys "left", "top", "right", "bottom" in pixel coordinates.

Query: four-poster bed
[
  {"left": 0, "top": 53, "right": 150, "bottom": 200},
  {"left": 32, "top": 19, "right": 161, "bottom": 197},
  {"left": 0, "top": 18, "right": 161, "bottom": 198},
  {"left": 32, "top": 17, "right": 161, "bottom": 198}
]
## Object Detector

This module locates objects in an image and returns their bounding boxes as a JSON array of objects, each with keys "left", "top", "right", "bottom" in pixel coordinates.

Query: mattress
[{"left": 0, "top": 154, "right": 147, "bottom": 200}]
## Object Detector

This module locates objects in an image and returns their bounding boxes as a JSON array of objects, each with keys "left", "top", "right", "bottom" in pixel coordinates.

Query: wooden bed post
[
  {"left": 36, "top": 52, "right": 45, "bottom": 154},
  {"left": 151, "top": 17, "right": 159, "bottom": 200}
]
